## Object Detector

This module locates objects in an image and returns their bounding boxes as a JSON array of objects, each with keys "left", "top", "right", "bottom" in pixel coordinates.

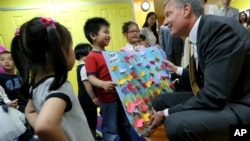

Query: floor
[
  {"left": 150, "top": 125, "right": 168, "bottom": 141},
  {"left": 97, "top": 116, "right": 168, "bottom": 141},
  {"left": 17, "top": 116, "right": 168, "bottom": 141}
]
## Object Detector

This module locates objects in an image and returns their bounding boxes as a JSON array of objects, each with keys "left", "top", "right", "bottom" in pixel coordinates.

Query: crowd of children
[{"left": 0, "top": 13, "right": 167, "bottom": 141}]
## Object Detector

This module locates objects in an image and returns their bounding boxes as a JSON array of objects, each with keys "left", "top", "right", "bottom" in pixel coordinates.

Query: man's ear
[{"left": 183, "top": 3, "right": 192, "bottom": 17}]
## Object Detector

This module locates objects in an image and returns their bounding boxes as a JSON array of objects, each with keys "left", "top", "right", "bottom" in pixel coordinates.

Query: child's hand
[
  {"left": 92, "top": 97, "right": 99, "bottom": 106},
  {"left": 7, "top": 99, "right": 18, "bottom": 107},
  {"left": 102, "top": 81, "right": 117, "bottom": 91}
]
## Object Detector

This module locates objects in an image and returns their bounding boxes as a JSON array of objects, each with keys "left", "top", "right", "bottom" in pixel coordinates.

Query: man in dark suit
[
  {"left": 159, "top": 24, "right": 184, "bottom": 66},
  {"left": 149, "top": 0, "right": 250, "bottom": 141}
]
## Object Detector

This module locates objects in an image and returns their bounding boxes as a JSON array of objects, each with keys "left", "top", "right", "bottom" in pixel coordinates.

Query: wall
[
  {"left": 0, "top": 0, "right": 134, "bottom": 93},
  {"left": 133, "top": 0, "right": 155, "bottom": 29},
  {"left": 231, "top": 0, "right": 250, "bottom": 11}
]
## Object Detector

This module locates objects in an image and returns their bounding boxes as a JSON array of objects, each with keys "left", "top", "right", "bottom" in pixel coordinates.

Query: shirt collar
[
  {"left": 125, "top": 43, "right": 134, "bottom": 49},
  {"left": 188, "top": 16, "right": 202, "bottom": 44},
  {"left": 125, "top": 43, "right": 143, "bottom": 50},
  {"left": 78, "top": 61, "right": 85, "bottom": 65}
]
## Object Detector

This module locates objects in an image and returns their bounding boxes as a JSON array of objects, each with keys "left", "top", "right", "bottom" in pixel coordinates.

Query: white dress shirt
[{"left": 164, "top": 16, "right": 202, "bottom": 117}]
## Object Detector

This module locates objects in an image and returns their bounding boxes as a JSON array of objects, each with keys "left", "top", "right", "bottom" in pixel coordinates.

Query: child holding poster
[
  {"left": 120, "top": 21, "right": 156, "bottom": 140},
  {"left": 84, "top": 17, "right": 132, "bottom": 141}
]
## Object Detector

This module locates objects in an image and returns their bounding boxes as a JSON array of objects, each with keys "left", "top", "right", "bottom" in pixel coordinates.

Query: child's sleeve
[
  {"left": 0, "top": 85, "right": 11, "bottom": 104},
  {"left": 85, "top": 53, "right": 97, "bottom": 76},
  {"left": 80, "top": 66, "right": 88, "bottom": 81}
]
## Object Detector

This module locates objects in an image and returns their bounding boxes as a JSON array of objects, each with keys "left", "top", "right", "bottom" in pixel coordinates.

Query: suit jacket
[
  {"left": 169, "top": 15, "right": 250, "bottom": 124},
  {"left": 159, "top": 25, "right": 184, "bottom": 56}
]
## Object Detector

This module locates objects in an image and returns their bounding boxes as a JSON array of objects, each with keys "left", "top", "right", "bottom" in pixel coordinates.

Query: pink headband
[
  {"left": 14, "top": 28, "right": 20, "bottom": 36},
  {"left": 0, "top": 46, "right": 7, "bottom": 53},
  {"left": 40, "top": 17, "right": 56, "bottom": 29}
]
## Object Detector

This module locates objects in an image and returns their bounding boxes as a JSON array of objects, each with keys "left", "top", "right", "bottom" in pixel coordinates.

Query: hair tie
[
  {"left": 40, "top": 17, "right": 56, "bottom": 29},
  {"left": 14, "top": 28, "right": 20, "bottom": 36}
]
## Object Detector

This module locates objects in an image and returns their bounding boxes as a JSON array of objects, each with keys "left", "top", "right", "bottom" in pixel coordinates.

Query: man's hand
[
  {"left": 162, "top": 60, "right": 178, "bottom": 73},
  {"left": 149, "top": 110, "right": 165, "bottom": 130}
]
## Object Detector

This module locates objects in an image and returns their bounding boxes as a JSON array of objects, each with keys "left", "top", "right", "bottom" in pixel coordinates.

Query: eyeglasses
[{"left": 127, "top": 30, "right": 140, "bottom": 34}]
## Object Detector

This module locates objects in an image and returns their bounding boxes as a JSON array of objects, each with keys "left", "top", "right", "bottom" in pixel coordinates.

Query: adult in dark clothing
[{"left": 159, "top": 24, "right": 184, "bottom": 66}]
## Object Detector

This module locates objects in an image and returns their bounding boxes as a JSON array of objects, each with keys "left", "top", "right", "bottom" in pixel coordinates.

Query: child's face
[
  {"left": 0, "top": 53, "right": 15, "bottom": 72},
  {"left": 95, "top": 26, "right": 110, "bottom": 48},
  {"left": 65, "top": 42, "right": 75, "bottom": 71},
  {"left": 139, "top": 40, "right": 148, "bottom": 48},
  {"left": 124, "top": 25, "right": 140, "bottom": 45}
]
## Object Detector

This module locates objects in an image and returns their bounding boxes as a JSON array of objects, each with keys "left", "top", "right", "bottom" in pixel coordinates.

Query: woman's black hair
[
  {"left": 142, "top": 12, "right": 159, "bottom": 44},
  {"left": 11, "top": 17, "right": 72, "bottom": 99},
  {"left": 239, "top": 12, "right": 248, "bottom": 23}
]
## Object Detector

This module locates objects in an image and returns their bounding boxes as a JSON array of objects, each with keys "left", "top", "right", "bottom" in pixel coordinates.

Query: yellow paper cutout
[
  {"left": 155, "top": 56, "right": 160, "bottom": 62},
  {"left": 118, "top": 77, "right": 126, "bottom": 85},
  {"left": 141, "top": 112, "right": 150, "bottom": 122},
  {"left": 145, "top": 81, "right": 152, "bottom": 88},
  {"left": 149, "top": 70, "right": 154, "bottom": 75},
  {"left": 124, "top": 73, "right": 133, "bottom": 81},
  {"left": 155, "top": 66, "right": 161, "bottom": 72},
  {"left": 110, "top": 65, "right": 118, "bottom": 71},
  {"left": 155, "top": 87, "right": 161, "bottom": 95},
  {"left": 139, "top": 71, "right": 146, "bottom": 77}
]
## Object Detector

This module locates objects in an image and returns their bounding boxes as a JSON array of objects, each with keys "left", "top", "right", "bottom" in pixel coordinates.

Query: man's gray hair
[{"left": 164, "top": 0, "right": 204, "bottom": 17}]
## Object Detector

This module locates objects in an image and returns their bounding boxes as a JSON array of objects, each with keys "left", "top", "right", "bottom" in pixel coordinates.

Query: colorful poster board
[{"left": 102, "top": 47, "right": 173, "bottom": 135}]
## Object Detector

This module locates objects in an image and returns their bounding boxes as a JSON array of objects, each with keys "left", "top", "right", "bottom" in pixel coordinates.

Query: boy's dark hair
[
  {"left": 11, "top": 17, "right": 72, "bottom": 99},
  {"left": 139, "top": 34, "right": 146, "bottom": 41},
  {"left": 122, "top": 21, "right": 139, "bottom": 34},
  {"left": 83, "top": 17, "right": 110, "bottom": 44},
  {"left": 74, "top": 43, "right": 92, "bottom": 60}
]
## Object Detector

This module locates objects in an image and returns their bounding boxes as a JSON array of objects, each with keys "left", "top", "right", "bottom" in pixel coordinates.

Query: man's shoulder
[{"left": 230, "top": 7, "right": 239, "bottom": 12}]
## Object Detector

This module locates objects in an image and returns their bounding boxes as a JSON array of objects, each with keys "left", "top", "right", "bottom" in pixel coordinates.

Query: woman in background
[
  {"left": 239, "top": 11, "right": 249, "bottom": 28},
  {"left": 140, "top": 12, "right": 159, "bottom": 47}
]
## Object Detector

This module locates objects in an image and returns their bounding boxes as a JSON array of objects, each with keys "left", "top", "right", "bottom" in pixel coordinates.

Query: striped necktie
[
  {"left": 188, "top": 41, "right": 200, "bottom": 95},
  {"left": 223, "top": 8, "right": 228, "bottom": 16}
]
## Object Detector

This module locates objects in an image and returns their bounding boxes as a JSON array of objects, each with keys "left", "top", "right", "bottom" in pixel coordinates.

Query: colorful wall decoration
[{"left": 102, "top": 47, "right": 173, "bottom": 136}]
